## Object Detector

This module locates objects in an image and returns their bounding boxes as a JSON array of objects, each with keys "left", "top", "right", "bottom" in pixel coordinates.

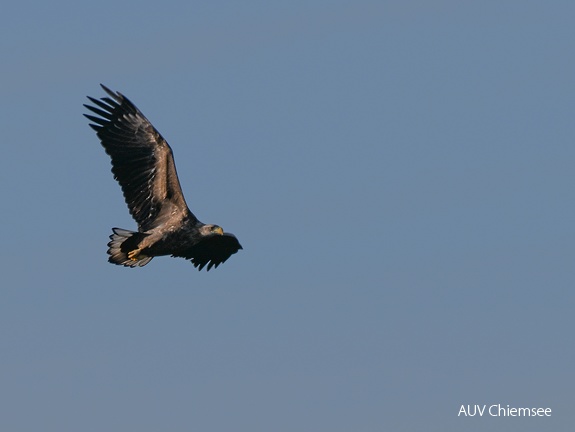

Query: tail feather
[{"left": 107, "top": 228, "right": 153, "bottom": 267}]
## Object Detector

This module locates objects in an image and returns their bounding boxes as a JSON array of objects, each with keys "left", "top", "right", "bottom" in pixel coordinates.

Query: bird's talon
[{"left": 128, "top": 249, "right": 141, "bottom": 261}]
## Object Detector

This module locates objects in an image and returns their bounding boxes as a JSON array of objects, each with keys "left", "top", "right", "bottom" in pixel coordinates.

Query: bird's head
[{"left": 202, "top": 224, "right": 224, "bottom": 236}]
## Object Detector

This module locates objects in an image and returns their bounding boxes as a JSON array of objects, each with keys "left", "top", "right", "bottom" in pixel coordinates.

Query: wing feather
[
  {"left": 84, "top": 85, "right": 197, "bottom": 230},
  {"left": 173, "top": 233, "right": 242, "bottom": 271}
]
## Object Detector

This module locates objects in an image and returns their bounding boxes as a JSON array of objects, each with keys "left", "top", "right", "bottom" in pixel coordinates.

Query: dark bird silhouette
[{"left": 84, "top": 85, "right": 242, "bottom": 270}]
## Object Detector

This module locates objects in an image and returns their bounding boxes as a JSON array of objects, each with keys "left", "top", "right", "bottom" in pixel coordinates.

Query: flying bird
[{"left": 84, "top": 85, "right": 242, "bottom": 270}]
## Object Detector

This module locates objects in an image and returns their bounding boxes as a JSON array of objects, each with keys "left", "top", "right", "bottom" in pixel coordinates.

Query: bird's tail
[{"left": 107, "top": 228, "right": 153, "bottom": 267}]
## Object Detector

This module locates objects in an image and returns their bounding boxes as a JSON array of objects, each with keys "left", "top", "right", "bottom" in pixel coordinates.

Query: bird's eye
[{"left": 211, "top": 226, "right": 224, "bottom": 235}]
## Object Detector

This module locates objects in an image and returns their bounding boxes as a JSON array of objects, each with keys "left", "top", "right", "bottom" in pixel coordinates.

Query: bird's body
[{"left": 84, "top": 85, "right": 242, "bottom": 270}]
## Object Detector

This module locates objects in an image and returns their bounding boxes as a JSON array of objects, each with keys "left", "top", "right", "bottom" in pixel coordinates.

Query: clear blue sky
[{"left": 1, "top": 1, "right": 573, "bottom": 431}]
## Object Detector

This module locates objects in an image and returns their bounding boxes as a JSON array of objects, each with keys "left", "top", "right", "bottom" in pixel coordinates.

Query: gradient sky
[{"left": 1, "top": 1, "right": 574, "bottom": 431}]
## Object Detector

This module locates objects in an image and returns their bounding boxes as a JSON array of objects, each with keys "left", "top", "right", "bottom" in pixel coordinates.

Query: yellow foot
[{"left": 128, "top": 248, "right": 141, "bottom": 261}]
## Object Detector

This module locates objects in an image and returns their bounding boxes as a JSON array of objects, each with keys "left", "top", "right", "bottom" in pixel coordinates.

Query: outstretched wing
[
  {"left": 84, "top": 85, "right": 196, "bottom": 231},
  {"left": 174, "top": 233, "right": 243, "bottom": 271}
]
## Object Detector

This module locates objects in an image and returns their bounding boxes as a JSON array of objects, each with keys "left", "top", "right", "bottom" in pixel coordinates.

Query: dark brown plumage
[{"left": 84, "top": 85, "right": 242, "bottom": 270}]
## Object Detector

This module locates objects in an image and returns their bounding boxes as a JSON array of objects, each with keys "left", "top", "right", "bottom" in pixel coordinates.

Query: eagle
[{"left": 84, "top": 85, "right": 242, "bottom": 270}]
